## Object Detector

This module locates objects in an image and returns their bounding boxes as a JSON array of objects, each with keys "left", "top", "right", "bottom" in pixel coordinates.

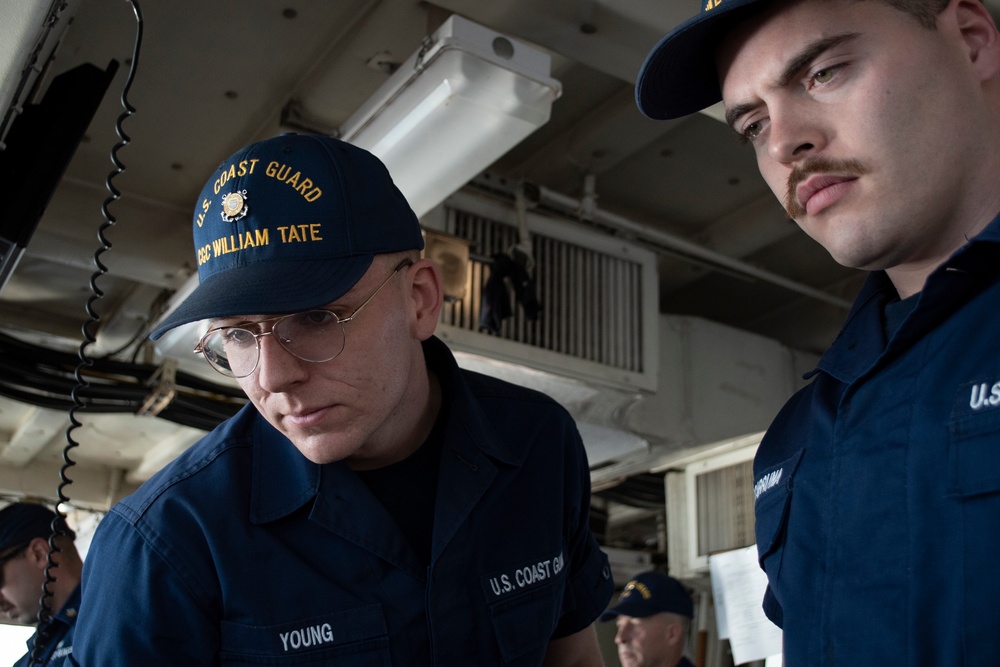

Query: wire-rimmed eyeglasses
[{"left": 194, "top": 259, "right": 413, "bottom": 378}]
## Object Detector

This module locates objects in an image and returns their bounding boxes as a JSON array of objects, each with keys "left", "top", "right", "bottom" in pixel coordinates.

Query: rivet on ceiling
[
  {"left": 282, "top": 8, "right": 298, "bottom": 19},
  {"left": 579, "top": 23, "right": 597, "bottom": 34}
]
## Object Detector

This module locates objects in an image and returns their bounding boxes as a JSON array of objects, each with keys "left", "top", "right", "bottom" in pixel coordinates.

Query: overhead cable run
[{"left": 0, "top": 331, "right": 246, "bottom": 432}]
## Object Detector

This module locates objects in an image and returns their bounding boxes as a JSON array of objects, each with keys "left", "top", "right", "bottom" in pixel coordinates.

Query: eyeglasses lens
[{"left": 201, "top": 311, "right": 347, "bottom": 378}]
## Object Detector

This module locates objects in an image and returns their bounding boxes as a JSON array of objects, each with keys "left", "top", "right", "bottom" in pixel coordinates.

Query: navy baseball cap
[
  {"left": 0, "top": 503, "right": 74, "bottom": 552},
  {"left": 635, "top": 0, "right": 767, "bottom": 120},
  {"left": 599, "top": 571, "right": 693, "bottom": 621},
  {"left": 151, "top": 134, "right": 424, "bottom": 340}
]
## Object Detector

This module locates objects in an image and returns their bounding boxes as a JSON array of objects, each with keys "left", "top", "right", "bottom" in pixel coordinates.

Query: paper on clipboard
[{"left": 708, "top": 545, "right": 782, "bottom": 665}]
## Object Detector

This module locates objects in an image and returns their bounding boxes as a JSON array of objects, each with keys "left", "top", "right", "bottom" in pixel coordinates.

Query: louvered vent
[
  {"left": 695, "top": 459, "right": 756, "bottom": 557},
  {"left": 664, "top": 436, "right": 762, "bottom": 577},
  {"left": 431, "top": 191, "right": 658, "bottom": 391}
]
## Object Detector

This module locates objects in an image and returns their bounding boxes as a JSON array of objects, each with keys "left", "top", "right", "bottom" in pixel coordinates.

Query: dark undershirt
[{"left": 355, "top": 403, "right": 447, "bottom": 565}]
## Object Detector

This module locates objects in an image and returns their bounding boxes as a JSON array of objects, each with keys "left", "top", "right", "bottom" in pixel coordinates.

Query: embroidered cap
[
  {"left": 599, "top": 570, "right": 693, "bottom": 621},
  {"left": 635, "top": 0, "right": 766, "bottom": 120},
  {"left": 0, "top": 502, "right": 74, "bottom": 552},
  {"left": 151, "top": 134, "right": 424, "bottom": 339}
]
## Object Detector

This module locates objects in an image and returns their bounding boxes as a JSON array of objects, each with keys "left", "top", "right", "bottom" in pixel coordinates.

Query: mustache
[{"left": 785, "top": 157, "right": 867, "bottom": 218}]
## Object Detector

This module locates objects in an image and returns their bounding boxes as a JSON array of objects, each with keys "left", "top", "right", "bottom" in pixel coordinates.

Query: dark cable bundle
[{"left": 0, "top": 331, "right": 246, "bottom": 431}]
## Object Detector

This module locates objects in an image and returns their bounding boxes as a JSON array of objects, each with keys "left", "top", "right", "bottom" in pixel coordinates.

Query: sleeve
[
  {"left": 66, "top": 508, "right": 220, "bottom": 666},
  {"left": 551, "top": 418, "right": 614, "bottom": 638}
]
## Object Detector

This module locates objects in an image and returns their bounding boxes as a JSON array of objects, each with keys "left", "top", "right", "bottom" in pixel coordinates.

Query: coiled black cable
[{"left": 31, "top": 2, "right": 144, "bottom": 664}]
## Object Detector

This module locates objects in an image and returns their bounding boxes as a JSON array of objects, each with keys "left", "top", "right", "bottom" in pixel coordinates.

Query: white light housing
[{"left": 338, "top": 15, "right": 561, "bottom": 218}]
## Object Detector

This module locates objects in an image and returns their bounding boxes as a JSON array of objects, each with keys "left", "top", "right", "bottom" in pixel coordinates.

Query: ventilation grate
[
  {"left": 695, "top": 459, "right": 756, "bottom": 557},
  {"left": 439, "top": 203, "right": 647, "bottom": 375}
]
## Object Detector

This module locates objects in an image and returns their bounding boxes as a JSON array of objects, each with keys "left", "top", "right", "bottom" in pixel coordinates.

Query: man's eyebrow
[
  {"left": 777, "top": 32, "right": 859, "bottom": 87},
  {"left": 724, "top": 32, "right": 860, "bottom": 131},
  {"left": 725, "top": 101, "right": 758, "bottom": 132}
]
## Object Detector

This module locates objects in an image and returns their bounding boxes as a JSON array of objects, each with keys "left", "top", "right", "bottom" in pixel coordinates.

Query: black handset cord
[{"left": 30, "top": 1, "right": 143, "bottom": 665}]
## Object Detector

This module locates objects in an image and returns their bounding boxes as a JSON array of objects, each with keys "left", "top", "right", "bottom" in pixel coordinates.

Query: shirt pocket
[
  {"left": 753, "top": 449, "right": 803, "bottom": 579},
  {"left": 486, "top": 578, "right": 564, "bottom": 665},
  {"left": 947, "top": 404, "right": 1000, "bottom": 498},
  {"left": 219, "top": 604, "right": 391, "bottom": 666}
]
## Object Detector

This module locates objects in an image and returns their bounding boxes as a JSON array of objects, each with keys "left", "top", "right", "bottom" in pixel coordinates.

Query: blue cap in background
[{"left": 599, "top": 570, "right": 694, "bottom": 621}]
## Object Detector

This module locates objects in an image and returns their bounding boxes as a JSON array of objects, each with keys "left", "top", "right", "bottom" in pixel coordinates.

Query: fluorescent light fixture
[{"left": 338, "top": 15, "right": 561, "bottom": 218}]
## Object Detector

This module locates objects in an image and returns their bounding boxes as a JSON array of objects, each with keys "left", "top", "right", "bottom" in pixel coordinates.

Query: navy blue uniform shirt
[
  {"left": 16, "top": 584, "right": 79, "bottom": 667},
  {"left": 753, "top": 212, "right": 1000, "bottom": 665},
  {"left": 68, "top": 336, "right": 613, "bottom": 665}
]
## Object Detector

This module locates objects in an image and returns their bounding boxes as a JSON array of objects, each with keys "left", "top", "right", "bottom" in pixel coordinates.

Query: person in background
[
  {"left": 635, "top": 0, "right": 1000, "bottom": 663},
  {"left": 599, "top": 571, "right": 694, "bottom": 667},
  {"left": 0, "top": 502, "right": 81, "bottom": 666},
  {"left": 68, "top": 133, "right": 613, "bottom": 666}
]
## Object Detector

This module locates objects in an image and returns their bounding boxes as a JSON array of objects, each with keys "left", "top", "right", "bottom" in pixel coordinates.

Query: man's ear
[
  {"left": 408, "top": 258, "right": 444, "bottom": 340},
  {"left": 665, "top": 621, "right": 684, "bottom": 645},
  {"left": 953, "top": 0, "right": 1000, "bottom": 81},
  {"left": 25, "top": 536, "right": 50, "bottom": 569}
]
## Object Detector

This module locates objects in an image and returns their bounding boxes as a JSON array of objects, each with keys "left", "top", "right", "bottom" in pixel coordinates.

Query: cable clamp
[{"left": 138, "top": 359, "right": 177, "bottom": 416}]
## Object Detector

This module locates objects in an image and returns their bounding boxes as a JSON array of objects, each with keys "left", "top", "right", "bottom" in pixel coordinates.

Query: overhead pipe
[{"left": 536, "top": 184, "right": 854, "bottom": 310}]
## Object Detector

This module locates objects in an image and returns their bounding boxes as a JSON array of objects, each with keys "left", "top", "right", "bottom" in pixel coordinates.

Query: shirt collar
[
  {"left": 814, "top": 210, "right": 1000, "bottom": 382},
  {"left": 422, "top": 335, "right": 518, "bottom": 466},
  {"left": 50, "top": 583, "right": 81, "bottom": 626},
  {"left": 29, "top": 583, "right": 82, "bottom": 647}
]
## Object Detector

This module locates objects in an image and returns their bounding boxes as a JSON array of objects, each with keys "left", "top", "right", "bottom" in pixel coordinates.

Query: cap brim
[
  {"left": 598, "top": 600, "right": 658, "bottom": 622},
  {"left": 151, "top": 255, "right": 374, "bottom": 339},
  {"left": 635, "top": 0, "right": 763, "bottom": 120}
]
